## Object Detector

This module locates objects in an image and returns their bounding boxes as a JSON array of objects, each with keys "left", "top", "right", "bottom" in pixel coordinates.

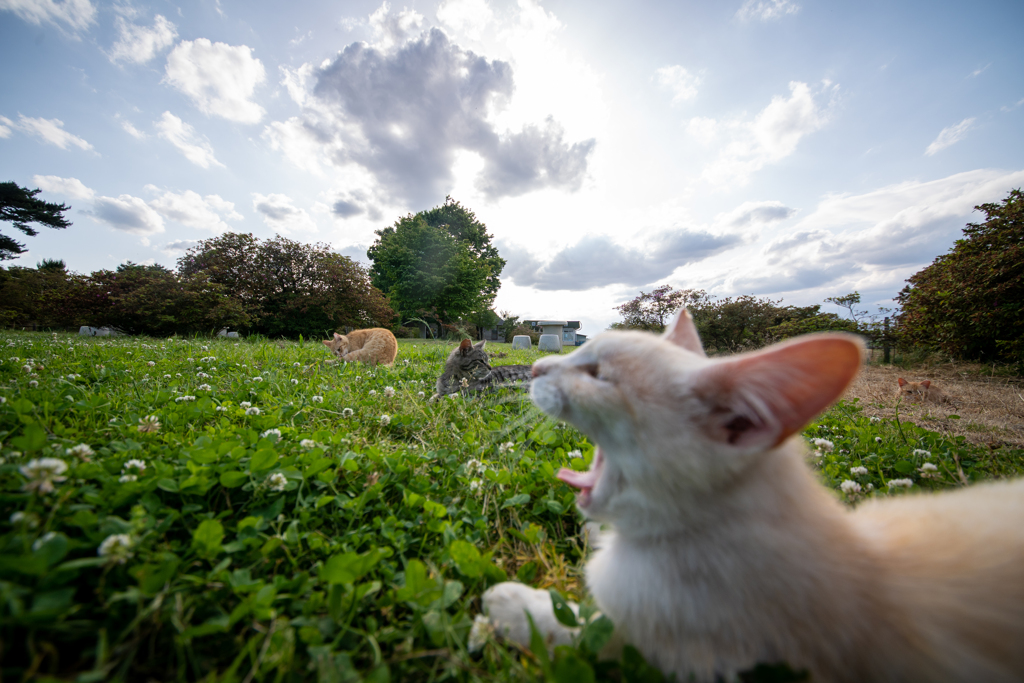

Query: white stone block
[
  {"left": 511, "top": 335, "right": 532, "bottom": 350},
  {"left": 538, "top": 334, "right": 561, "bottom": 352}
]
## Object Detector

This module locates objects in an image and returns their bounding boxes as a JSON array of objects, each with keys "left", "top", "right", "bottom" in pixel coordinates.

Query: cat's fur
[
  {"left": 322, "top": 328, "right": 398, "bottom": 366},
  {"left": 482, "top": 310, "right": 1024, "bottom": 682},
  {"left": 897, "top": 377, "right": 952, "bottom": 404},
  {"left": 435, "top": 339, "right": 531, "bottom": 397}
]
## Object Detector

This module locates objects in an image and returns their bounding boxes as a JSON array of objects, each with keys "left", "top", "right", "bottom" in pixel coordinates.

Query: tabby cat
[
  {"left": 435, "top": 339, "right": 531, "bottom": 397},
  {"left": 322, "top": 328, "right": 398, "bottom": 366},
  {"left": 482, "top": 309, "right": 1024, "bottom": 682}
]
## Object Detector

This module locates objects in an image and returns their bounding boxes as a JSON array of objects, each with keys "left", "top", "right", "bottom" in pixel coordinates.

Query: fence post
[{"left": 883, "top": 317, "right": 890, "bottom": 364}]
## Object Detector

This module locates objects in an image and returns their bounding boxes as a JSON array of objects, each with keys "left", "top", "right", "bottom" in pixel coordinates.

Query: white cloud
[
  {"left": 716, "top": 200, "right": 795, "bottom": 228},
  {"left": 146, "top": 187, "right": 242, "bottom": 231},
  {"left": 262, "top": 117, "right": 323, "bottom": 175},
  {"left": 161, "top": 239, "right": 199, "bottom": 254},
  {"left": 109, "top": 14, "right": 177, "bottom": 64},
  {"left": 368, "top": 1, "right": 424, "bottom": 50},
  {"left": 0, "top": 116, "right": 11, "bottom": 138},
  {"left": 31, "top": 174, "right": 94, "bottom": 199},
  {"left": 251, "top": 193, "right": 317, "bottom": 233},
  {"left": 698, "top": 81, "right": 834, "bottom": 185},
  {"left": 164, "top": 39, "right": 266, "bottom": 123},
  {"left": 925, "top": 118, "right": 975, "bottom": 156},
  {"left": 437, "top": 0, "right": 493, "bottom": 40},
  {"left": 90, "top": 194, "right": 165, "bottom": 235},
  {"left": 7, "top": 115, "right": 93, "bottom": 151},
  {"left": 655, "top": 65, "right": 701, "bottom": 105},
  {"left": 0, "top": 0, "right": 96, "bottom": 32},
  {"left": 155, "top": 111, "right": 224, "bottom": 169},
  {"left": 736, "top": 0, "right": 799, "bottom": 21},
  {"left": 121, "top": 120, "right": 146, "bottom": 139}
]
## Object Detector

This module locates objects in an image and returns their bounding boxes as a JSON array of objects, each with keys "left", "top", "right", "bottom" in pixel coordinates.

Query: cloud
[
  {"left": 155, "top": 111, "right": 224, "bottom": 168},
  {"left": 31, "top": 174, "right": 94, "bottom": 199},
  {"left": 252, "top": 193, "right": 317, "bottom": 233},
  {"left": 109, "top": 14, "right": 177, "bottom": 64},
  {"left": 121, "top": 120, "right": 146, "bottom": 139},
  {"left": 0, "top": 116, "right": 11, "bottom": 138},
  {"left": 655, "top": 65, "right": 701, "bottom": 105},
  {"left": 90, "top": 195, "right": 165, "bottom": 235},
  {"left": 697, "top": 81, "right": 834, "bottom": 185},
  {"left": 501, "top": 229, "right": 742, "bottom": 291},
  {"left": 337, "top": 243, "right": 370, "bottom": 263},
  {"left": 730, "top": 168, "right": 1024, "bottom": 294},
  {"left": 0, "top": 0, "right": 96, "bottom": 32},
  {"left": 146, "top": 187, "right": 242, "bottom": 231},
  {"left": 718, "top": 200, "right": 796, "bottom": 227},
  {"left": 164, "top": 38, "right": 266, "bottom": 123},
  {"left": 368, "top": 1, "right": 424, "bottom": 50},
  {"left": 925, "top": 117, "right": 975, "bottom": 156},
  {"left": 4, "top": 115, "right": 94, "bottom": 151},
  {"left": 437, "top": 0, "right": 493, "bottom": 40},
  {"left": 262, "top": 116, "right": 323, "bottom": 175},
  {"left": 736, "top": 0, "right": 800, "bottom": 21},
  {"left": 270, "top": 24, "right": 594, "bottom": 207},
  {"left": 161, "top": 239, "right": 200, "bottom": 254}
]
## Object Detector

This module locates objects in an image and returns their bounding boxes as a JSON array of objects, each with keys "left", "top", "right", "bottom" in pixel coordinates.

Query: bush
[
  {"left": 392, "top": 326, "right": 419, "bottom": 339},
  {"left": 510, "top": 324, "right": 540, "bottom": 344}
]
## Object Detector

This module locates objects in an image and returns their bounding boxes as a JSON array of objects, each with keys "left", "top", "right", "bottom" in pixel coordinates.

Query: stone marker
[
  {"left": 538, "top": 334, "right": 561, "bottom": 352},
  {"left": 511, "top": 335, "right": 532, "bottom": 350},
  {"left": 79, "top": 326, "right": 112, "bottom": 337}
]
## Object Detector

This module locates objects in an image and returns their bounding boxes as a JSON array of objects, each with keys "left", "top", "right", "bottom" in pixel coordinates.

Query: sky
[{"left": 1, "top": 0, "right": 1022, "bottom": 335}]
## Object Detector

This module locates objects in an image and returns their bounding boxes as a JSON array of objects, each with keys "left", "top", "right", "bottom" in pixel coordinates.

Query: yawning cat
[{"left": 482, "top": 310, "right": 1024, "bottom": 682}]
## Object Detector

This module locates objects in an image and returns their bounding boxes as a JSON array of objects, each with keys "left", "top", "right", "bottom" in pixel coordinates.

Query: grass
[{"left": 1, "top": 331, "right": 1022, "bottom": 682}]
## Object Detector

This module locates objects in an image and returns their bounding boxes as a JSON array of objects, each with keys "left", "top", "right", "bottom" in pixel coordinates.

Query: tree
[
  {"left": 896, "top": 189, "right": 1024, "bottom": 364},
  {"left": 613, "top": 285, "right": 712, "bottom": 332},
  {"left": 368, "top": 200, "right": 503, "bottom": 327},
  {"left": 0, "top": 181, "right": 72, "bottom": 260}
]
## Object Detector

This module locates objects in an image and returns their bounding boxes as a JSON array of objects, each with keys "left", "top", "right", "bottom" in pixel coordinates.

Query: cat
[
  {"left": 481, "top": 309, "right": 1024, "bottom": 682},
  {"left": 434, "top": 339, "right": 531, "bottom": 398},
  {"left": 322, "top": 328, "right": 398, "bottom": 366},
  {"left": 897, "top": 377, "right": 952, "bottom": 404}
]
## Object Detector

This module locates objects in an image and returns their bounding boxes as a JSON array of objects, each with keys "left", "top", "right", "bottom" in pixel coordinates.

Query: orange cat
[
  {"left": 897, "top": 377, "right": 951, "bottom": 403},
  {"left": 482, "top": 310, "right": 1024, "bottom": 682},
  {"left": 322, "top": 328, "right": 397, "bottom": 366}
]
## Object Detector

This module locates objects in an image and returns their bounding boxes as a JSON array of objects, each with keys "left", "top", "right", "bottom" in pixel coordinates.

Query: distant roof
[{"left": 536, "top": 320, "right": 568, "bottom": 326}]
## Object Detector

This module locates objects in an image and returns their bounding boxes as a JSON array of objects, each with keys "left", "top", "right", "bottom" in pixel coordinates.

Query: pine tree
[{"left": 0, "top": 181, "right": 72, "bottom": 260}]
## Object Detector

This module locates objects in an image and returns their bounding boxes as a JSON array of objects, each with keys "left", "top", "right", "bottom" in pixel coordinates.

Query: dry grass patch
[{"left": 845, "top": 364, "right": 1024, "bottom": 448}]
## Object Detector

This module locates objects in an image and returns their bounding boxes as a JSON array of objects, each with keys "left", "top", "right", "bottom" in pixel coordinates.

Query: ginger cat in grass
[
  {"left": 897, "top": 377, "right": 952, "bottom": 404},
  {"left": 482, "top": 310, "right": 1024, "bottom": 682},
  {"left": 322, "top": 328, "right": 397, "bottom": 366}
]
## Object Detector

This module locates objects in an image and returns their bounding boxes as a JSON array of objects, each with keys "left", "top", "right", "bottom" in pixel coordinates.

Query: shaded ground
[{"left": 844, "top": 363, "right": 1024, "bottom": 448}]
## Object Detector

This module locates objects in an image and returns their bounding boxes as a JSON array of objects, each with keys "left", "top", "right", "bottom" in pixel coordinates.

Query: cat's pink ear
[
  {"left": 663, "top": 309, "right": 706, "bottom": 356},
  {"left": 698, "top": 335, "right": 864, "bottom": 449},
  {"left": 921, "top": 380, "right": 931, "bottom": 388},
  {"left": 898, "top": 378, "right": 907, "bottom": 387}
]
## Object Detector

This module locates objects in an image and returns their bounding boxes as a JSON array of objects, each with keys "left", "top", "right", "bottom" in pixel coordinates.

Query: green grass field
[{"left": 2, "top": 332, "right": 1021, "bottom": 682}]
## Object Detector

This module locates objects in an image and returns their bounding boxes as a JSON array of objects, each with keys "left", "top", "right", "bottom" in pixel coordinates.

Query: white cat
[{"left": 481, "top": 309, "right": 1024, "bottom": 682}]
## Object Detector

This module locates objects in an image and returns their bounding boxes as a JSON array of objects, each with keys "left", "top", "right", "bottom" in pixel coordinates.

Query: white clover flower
[
  {"left": 215, "top": 406, "right": 228, "bottom": 412},
  {"left": 197, "top": 372, "right": 210, "bottom": 379},
  {"left": 174, "top": 395, "right": 196, "bottom": 403},
  {"left": 138, "top": 415, "right": 161, "bottom": 433},
  {"left": 448, "top": 394, "right": 458, "bottom": 400},
  {"left": 355, "top": 375, "right": 361, "bottom": 381},
  {"left": 201, "top": 345, "right": 209, "bottom": 351},
  {"left": 460, "top": 377, "right": 470, "bottom": 389},
  {"left": 311, "top": 395, "right": 323, "bottom": 403},
  {"left": 0, "top": 396, "right": 6, "bottom": 404},
  {"left": 187, "top": 357, "right": 194, "bottom": 362},
  {"left": 119, "top": 474, "right": 138, "bottom": 483},
  {"left": 811, "top": 438, "right": 834, "bottom": 452},
  {"left": 252, "top": 376, "right": 263, "bottom": 382},
  {"left": 912, "top": 449, "right": 931, "bottom": 457},
  {"left": 869, "top": 416, "right": 881, "bottom": 423},
  {"left": 147, "top": 361, "right": 156, "bottom": 367},
  {"left": 300, "top": 439, "right": 316, "bottom": 449},
  {"left": 293, "top": 362, "right": 301, "bottom": 367},
  {"left": 98, "top": 534, "right": 133, "bottom": 564},
  {"left": 291, "top": 378, "right": 298, "bottom": 385},
  {"left": 246, "top": 406, "right": 261, "bottom": 416},
  {"left": 21, "top": 364, "right": 31, "bottom": 373},
  {"left": 342, "top": 408, "right": 354, "bottom": 418},
  {"left": 239, "top": 401, "right": 252, "bottom": 409},
  {"left": 469, "top": 479, "right": 482, "bottom": 492},
  {"left": 379, "top": 414, "right": 391, "bottom": 426},
  {"left": 920, "top": 462, "right": 938, "bottom": 472},
  {"left": 369, "top": 390, "right": 377, "bottom": 396},
  {"left": 567, "top": 449, "right": 582, "bottom": 459},
  {"left": 850, "top": 466, "right": 869, "bottom": 476},
  {"left": 33, "top": 531, "right": 58, "bottom": 551},
  {"left": 197, "top": 384, "right": 211, "bottom": 391},
  {"left": 468, "top": 614, "right": 493, "bottom": 652},
  {"left": 383, "top": 386, "right": 395, "bottom": 397},
  {"left": 887, "top": 478, "right": 914, "bottom": 489},
  {"left": 267, "top": 472, "right": 287, "bottom": 492},
  {"left": 163, "top": 374, "right": 172, "bottom": 379},
  {"left": 875, "top": 437, "right": 883, "bottom": 444},
  {"left": 20, "top": 457, "right": 68, "bottom": 494},
  {"left": 67, "top": 443, "right": 94, "bottom": 458},
  {"left": 10, "top": 511, "right": 38, "bottom": 528},
  {"left": 28, "top": 380, "right": 38, "bottom": 388},
  {"left": 498, "top": 442, "right": 515, "bottom": 454},
  {"left": 417, "top": 391, "right": 425, "bottom": 398},
  {"left": 261, "top": 428, "right": 282, "bottom": 440},
  {"left": 123, "top": 459, "right": 146, "bottom": 472},
  {"left": 175, "top": 373, "right": 182, "bottom": 377},
  {"left": 840, "top": 480, "right": 862, "bottom": 494}
]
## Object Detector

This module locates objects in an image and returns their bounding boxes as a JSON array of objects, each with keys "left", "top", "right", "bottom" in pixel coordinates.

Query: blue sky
[{"left": 1, "top": 0, "right": 1022, "bottom": 334}]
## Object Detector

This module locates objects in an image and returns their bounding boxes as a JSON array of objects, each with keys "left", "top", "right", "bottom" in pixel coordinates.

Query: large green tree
[
  {"left": 368, "top": 198, "right": 504, "bottom": 327},
  {"left": 896, "top": 189, "right": 1023, "bottom": 364},
  {"left": 0, "top": 181, "right": 72, "bottom": 260}
]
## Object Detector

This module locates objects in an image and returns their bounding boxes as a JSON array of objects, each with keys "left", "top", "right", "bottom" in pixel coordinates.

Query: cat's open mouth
[{"left": 557, "top": 448, "right": 604, "bottom": 509}]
